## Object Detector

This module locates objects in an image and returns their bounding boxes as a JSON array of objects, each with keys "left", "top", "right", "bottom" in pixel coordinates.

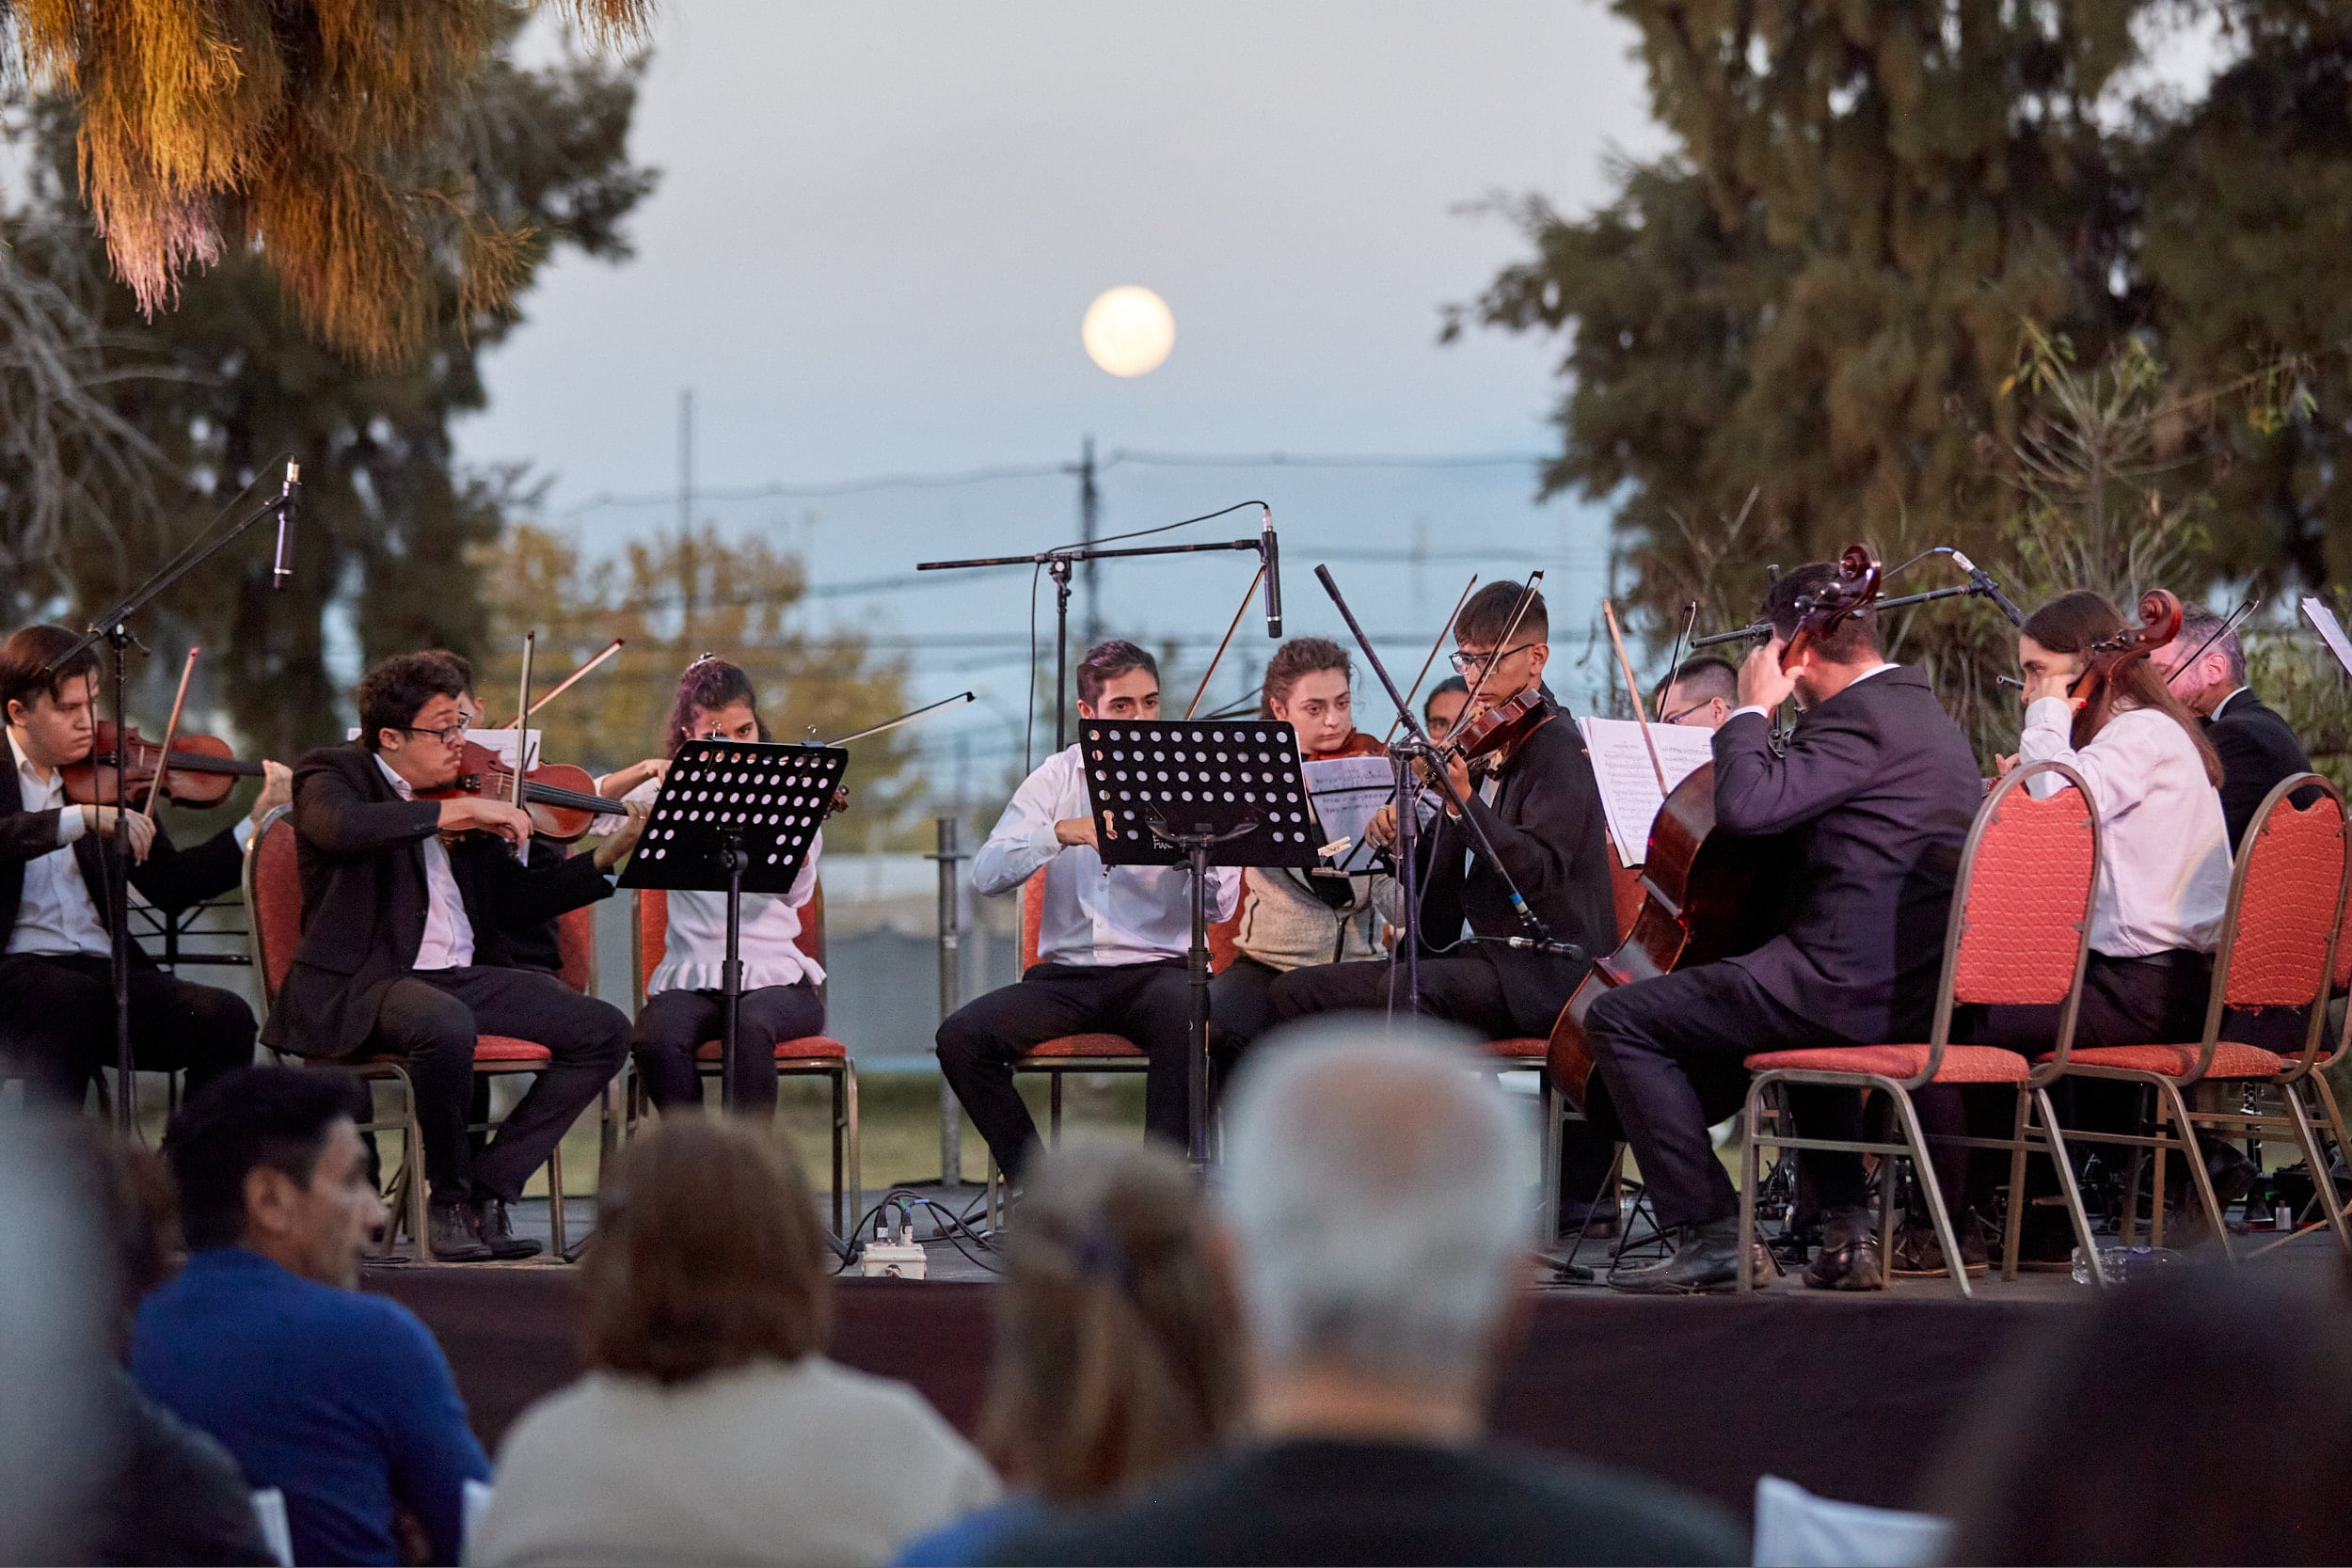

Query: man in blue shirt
[{"left": 134, "top": 1066, "right": 490, "bottom": 1566}]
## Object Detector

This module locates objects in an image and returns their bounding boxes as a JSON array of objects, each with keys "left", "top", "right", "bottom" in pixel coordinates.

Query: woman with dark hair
[
  {"left": 895, "top": 1137, "right": 1242, "bottom": 1565},
  {"left": 1210, "top": 638, "right": 1384, "bottom": 1061},
  {"left": 626, "top": 656, "right": 827, "bottom": 1118},
  {"left": 471, "top": 1119, "right": 996, "bottom": 1565}
]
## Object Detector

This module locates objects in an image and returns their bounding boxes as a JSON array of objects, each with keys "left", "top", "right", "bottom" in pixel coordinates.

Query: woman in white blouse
[{"left": 628, "top": 657, "right": 825, "bottom": 1119}]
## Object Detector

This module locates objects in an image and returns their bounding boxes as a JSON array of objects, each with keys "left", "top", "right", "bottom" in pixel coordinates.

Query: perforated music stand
[
  {"left": 621, "top": 739, "right": 848, "bottom": 1111},
  {"left": 1079, "top": 719, "right": 1321, "bottom": 1164}
]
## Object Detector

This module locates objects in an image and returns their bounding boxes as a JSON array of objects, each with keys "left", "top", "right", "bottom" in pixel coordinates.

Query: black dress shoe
[
  {"left": 427, "top": 1200, "right": 494, "bottom": 1263},
  {"left": 472, "top": 1198, "right": 543, "bottom": 1261},
  {"left": 1609, "top": 1216, "right": 1752, "bottom": 1294},
  {"left": 1804, "top": 1205, "right": 1886, "bottom": 1291},
  {"left": 1890, "top": 1212, "right": 1988, "bottom": 1278}
]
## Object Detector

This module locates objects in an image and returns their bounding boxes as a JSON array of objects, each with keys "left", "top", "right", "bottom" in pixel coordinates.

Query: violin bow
[
  {"left": 497, "top": 637, "right": 624, "bottom": 729},
  {"left": 2164, "top": 595, "right": 2258, "bottom": 689},
  {"left": 1382, "top": 575, "right": 1480, "bottom": 744},
  {"left": 1601, "top": 601, "right": 1670, "bottom": 795},
  {"left": 1460, "top": 570, "right": 1545, "bottom": 726},
  {"left": 1651, "top": 599, "right": 1699, "bottom": 718},
  {"left": 509, "top": 632, "right": 535, "bottom": 857},
  {"left": 143, "top": 647, "right": 200, "bottom": 818},
  {"left": 1184, "top": 562, "right": 1270, "bottom": 720},
  {"left": 823, "top": 691, "right": 977, "bottom": 748}
]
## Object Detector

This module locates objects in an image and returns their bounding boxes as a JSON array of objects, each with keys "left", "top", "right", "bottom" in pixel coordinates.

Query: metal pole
[{"left": 931, "top": 815, "right": 966, "bottom": 1185}]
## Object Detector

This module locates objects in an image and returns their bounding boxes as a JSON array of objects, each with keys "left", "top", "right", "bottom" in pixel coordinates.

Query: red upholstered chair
[
  {"left": 628, "top": 885, "right": 860, "bottom": 1230},
  {"left": 2043, "top": 772, "right": 2351, "bottom": 1259},
  {"left": 245, "top": 805, "right": 588, "bottom": 1259},
  {"left": 1735, "top": 762, "right": 2106, "bottom": 1296}
]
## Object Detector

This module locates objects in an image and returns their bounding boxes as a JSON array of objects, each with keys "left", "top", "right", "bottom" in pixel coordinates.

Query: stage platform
[{"left": 362, "top": 1203, "right": 2343, "bottom": 1516}]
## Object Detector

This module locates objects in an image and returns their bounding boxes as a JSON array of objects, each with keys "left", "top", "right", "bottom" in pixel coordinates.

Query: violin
[
  {"left": 65, "top": 721, "right": 267, "bottom": 809},
  {"left": 1546, "top": 544, "right": 1880, "bottom": 1111},
  {"left": 1440, "top": 688, "right": 1553, "bottom": 777},
  {"left": 419, "top": 739, "right": 622, "bottom": 844}
]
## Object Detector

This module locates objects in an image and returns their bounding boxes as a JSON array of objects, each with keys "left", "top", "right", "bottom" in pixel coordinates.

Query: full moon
[{"left": 1082, "top": 286, "right": 1175, "bottom": 377}]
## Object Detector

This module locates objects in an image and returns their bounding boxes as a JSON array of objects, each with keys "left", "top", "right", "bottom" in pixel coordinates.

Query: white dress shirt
[
  {"left": 972, "top": 745, "right": 1241, "bottom": 967},
  {"left": 625, "top": 779, "right": 824, "bottom": 991},
  {"left": 2019, "top": 697, "right": 2232, "bottom": 957},
  {"left": 9, "top": 743, "right": 109, "bottom": 957},
  {"left": 376, "top": 754, "right": 475, "bottom": 971}
]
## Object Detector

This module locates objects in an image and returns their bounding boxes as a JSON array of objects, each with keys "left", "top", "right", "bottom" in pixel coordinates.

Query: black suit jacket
[
  {"left": 984, "top": 1437, "right": 1742, "bottom": 1567},
  {"left": 2206, "top": 688, "right": 2312, "bottom": 850},
  {"left": 1714, "top": 666, "right": 1982, "bottom": 1043},
  {"left": 261, "top": 742, "right": 612, "bottom": 1058},
  {"left": 1407, "top": 689, "right": 1616, "bottom": 1036},
  {"left": 0, "top": 729, "right": 245, "bottom": 963}
]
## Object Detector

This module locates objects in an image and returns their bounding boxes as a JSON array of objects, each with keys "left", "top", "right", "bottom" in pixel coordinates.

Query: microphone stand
[
  {"left": 917, "top": 534, "right": 1269, "bottom": 752},
  {"left": 1311, "top": 566, "right": 1583, "bottom": 1022},
  {"left": 45, "top": 470, "right": 300, "bottom": 1135}
]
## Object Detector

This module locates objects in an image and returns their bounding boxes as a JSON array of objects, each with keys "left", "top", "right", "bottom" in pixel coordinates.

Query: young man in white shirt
[
  {"left": 0, "top": 624, "right": 293, "bottom": 1106},
  {"left": 936, "top": 641, "right": 1241, "bottom": 1181}
]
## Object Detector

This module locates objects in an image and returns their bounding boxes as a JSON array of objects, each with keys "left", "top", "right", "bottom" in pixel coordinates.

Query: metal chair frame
[
  {"left": 2046, "top": 772, "right": 2351, "bottom": 1259},
  {"left": 1737, "top": 762, "right": 2107, "bottom": 1297},
  {"left": 627, "top": 884, "right": 862, "bottom": 1232},
  {"left": 245, "top": 803, "right": 592, "bottom": 1259}
]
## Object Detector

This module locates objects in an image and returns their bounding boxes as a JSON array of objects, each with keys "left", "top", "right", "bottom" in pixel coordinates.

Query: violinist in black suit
[
  {"left": 2149, "top": 605, "right": 2312, "bottom": 850},
  {"left": 0, "top": 625, "right": 291, "bottom": 1106},
  {"left": 1585, "top": 564, "right": 1983, "bottom": 1293},
  {"left": 263, "top": 653, "right": 645, "bottom": 1261}
]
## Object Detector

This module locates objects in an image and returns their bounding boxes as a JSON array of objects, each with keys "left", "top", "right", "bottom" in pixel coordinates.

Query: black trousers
[
  {"left": 1265, "top": 952, "right": 1622, "bottom": 1215},
  {"left": 0, "top": 952, "right": 254, "bottom": 1107},
  {"left": 1209, "top": 955, "right": 1282, "bottom": 1066},
  {"left": 630, "top": 983, "right": 826, "bottom": 1117},
  {"left": 365, "top": 965, "right": 629, "bottom": 1205},
  {"left": 1584, "top": 960, "right": 1871, "bottom": 1231},
  {"left": 936, "top": 960, "right": 1192, "bottom": 1180}
]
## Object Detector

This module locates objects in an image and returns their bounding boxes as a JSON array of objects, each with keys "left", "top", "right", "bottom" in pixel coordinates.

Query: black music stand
[
  {"left": 1078, "top": 719, "right": 1321, "bottom": 1165},
  {"left": 620, "top": 740, "right": 847, "bottom": 1112}
]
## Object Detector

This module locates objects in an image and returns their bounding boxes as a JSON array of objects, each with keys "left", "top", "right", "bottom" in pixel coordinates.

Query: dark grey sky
[{"left": 458, "top": 3, "right": 1667, "bottom": 774}]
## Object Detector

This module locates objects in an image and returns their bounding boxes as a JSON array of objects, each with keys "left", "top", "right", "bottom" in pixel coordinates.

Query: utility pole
[
  {"left": 1077, "top": 435, "right": 1101, "bottom": 645},
  {"left": 677, "top": 388, "right": 693, "bottom": 534}
]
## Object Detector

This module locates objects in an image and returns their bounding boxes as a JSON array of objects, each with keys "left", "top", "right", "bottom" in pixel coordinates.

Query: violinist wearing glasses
[
  {"left": 263, "top": 653, "right": 647, "bottom": 1262},
  {"left": 0, "top": 624, "right": 293, "bottom": 1108},
  {"left": 1266, "top": 582, "right": 1622, "bottom": 1228}
]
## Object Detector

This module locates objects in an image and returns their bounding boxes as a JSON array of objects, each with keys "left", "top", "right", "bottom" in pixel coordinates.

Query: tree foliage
[{"left": 0, "top": 0, "right": 650, "bottom": 363}]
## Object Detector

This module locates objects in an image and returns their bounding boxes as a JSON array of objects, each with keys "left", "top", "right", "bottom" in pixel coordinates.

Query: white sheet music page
[
  {"left": 1576, "top": 717, "right": 1714, "bottom": 868},
  {"left": 2301, "top": 597, "right": 2352, "bottom": 678},
  {"left": 1302, "top": 755, "right": 1393, "bottom": 874}
]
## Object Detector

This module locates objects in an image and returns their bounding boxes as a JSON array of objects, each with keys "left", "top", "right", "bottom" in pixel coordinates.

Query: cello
[{"left": 1546, "top": 545, "right": 1883, "bottom": 1110}]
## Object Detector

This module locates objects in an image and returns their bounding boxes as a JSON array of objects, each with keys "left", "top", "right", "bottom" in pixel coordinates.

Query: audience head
[
  {"left": 582, "top": 1117, "right": 832, "bottom": 1385},
  {"left": 1221, "top": 1021, "right": 1532, "bottom": 1426},
  {"left": 2150, "top": 604, "right": 2246, "bottom": 717},
  {"left": 165, "top": 1066, "right": 380, "bottom": 1290},
  {"left": 1261, "top": 637, "right": 1357, "bottom": 756},
  {"left": 665, "top": 654, "right": 771, "bottom": 757},
  {"left": 1423, "top": 675, "right": 1470, "bottom": 741},
  {"left": 1453, "top": 583, "right": 1549, "bottom": 705},
  {"left": 1661, "top": 657, "right": 1738, "bottom": 730},
  {"left": 1940, "top": 1270, "right": 2352, "bottom": 1564},
  {"left": 1075, "top": 640, "right": 1160, "bottom": 721},
  {"left": 0, "top": 624, "right": 101, "bottom": 768},
  {"left": 2020, "top": 590, "right": 2221, "bottom": 782},
  {"left": 14, "top": 1118, "right": 177, "bottom": 1359},
  {"left": 982, "top": 1137, "right": 1242, "bottom": 1503}
]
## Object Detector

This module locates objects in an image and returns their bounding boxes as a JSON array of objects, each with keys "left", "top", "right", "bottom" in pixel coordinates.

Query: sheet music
[
  {"left": 1576, "top": 716, "right": 1715, "bottom": 868},
  {"left": 2302, "top": 597, "right": 2352, "bottom": 679},
  {"left": 1303, "top": 754, "right": 1394, "bottom": 874}
]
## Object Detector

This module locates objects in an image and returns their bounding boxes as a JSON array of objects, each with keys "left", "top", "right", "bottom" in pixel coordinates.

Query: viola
[
  {"left": 419, "top": 739, "right": 622, "bottom": 844},
  {"left": 1546, "top": 542, "right": 1882, "bottom": 1111},
  {"left": 65, "top": 721, "right": 266, "bottom": 809}
]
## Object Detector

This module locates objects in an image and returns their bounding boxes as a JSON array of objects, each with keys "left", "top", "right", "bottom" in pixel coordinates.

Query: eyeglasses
[
  {"left": 1448, "top": 643, "right": 1539, "bottom": 677},
  {"left": 1661, "top": 701, "right": 1716, "bottom": 725},
  {"left": 394, "top": 722, "right": 468, "bottom": 746}
]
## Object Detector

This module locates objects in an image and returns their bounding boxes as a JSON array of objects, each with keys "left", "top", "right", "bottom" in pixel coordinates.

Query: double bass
[{"left": 1546, "top": 546, "right": 1883, "bottom": 1110}]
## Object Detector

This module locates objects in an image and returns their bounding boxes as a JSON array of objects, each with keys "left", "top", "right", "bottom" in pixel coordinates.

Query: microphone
[
  {"left": 1947, "top": 548, "right": 2024, "bottom": 626},
  {"left": 1260, "top": 505, "right": 1282, "bottom": 637},
  {"left": 271, "top": 460, "right": 301, "bottom": 590}
]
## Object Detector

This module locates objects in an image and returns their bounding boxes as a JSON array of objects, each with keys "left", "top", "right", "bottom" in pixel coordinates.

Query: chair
[
  {"left": 1736, "top": 762, "right": 2106, "bottom": 1296},
  {"left": 629, "top": 883, "right": 861, "bottom": 1231},
  {"left": 244, "top": 805, "right": 593, "bottom": 1259},
  {"left": 2043, "top": 771, "right": 2351, "bottom": 1259}
]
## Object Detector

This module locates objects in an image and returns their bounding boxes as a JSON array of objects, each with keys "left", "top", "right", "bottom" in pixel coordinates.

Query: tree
[
  {"left": 0, "top": 28, "right": 655, "bottom": 762},
  {"left": 0, "top": 0, "right": 649, "bottom": 363},
  {"left": 473, "top": 521, "right": 922, "bottom": 832}
]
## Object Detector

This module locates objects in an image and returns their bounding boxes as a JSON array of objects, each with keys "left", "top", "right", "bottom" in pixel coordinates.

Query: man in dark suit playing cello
[{"left": 1586, "top": 562, "right": 1982, "bottom": 1293}]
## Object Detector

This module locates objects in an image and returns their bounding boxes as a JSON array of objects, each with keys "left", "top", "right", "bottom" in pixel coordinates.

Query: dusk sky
[{"left": 460, "top": 4, "right": 1670, "bottom": 773}]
